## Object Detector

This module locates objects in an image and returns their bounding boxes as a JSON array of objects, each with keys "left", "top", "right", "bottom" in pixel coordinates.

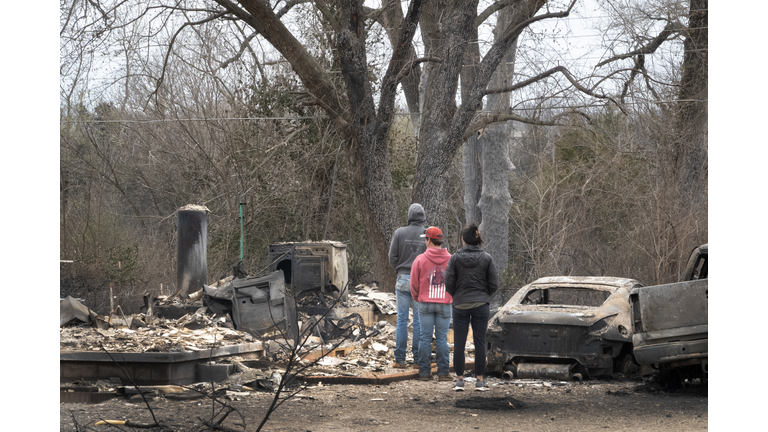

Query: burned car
[
  {"left": 487, "top": 276, "right": 643, "bottom": 381},
  {"left": 629, "top": 244, "right": 708, "bottom": 383}
]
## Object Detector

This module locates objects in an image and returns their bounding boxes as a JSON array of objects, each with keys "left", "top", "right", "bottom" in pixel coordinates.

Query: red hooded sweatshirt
[{"left": 410, "top": 247, "right": 452, "bottom": 304}]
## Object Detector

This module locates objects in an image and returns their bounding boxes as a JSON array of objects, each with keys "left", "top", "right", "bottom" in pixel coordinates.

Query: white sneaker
[
  {"left": 453, "top": 379, "right": 465, "bottom": 391},
  {"left": 475, "top": 380, "right": 490, "bottom": 391}
]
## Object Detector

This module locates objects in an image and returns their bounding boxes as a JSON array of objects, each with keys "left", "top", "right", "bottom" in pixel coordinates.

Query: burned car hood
[
  {"left": 496, "top": 308, "right": 612, "bottom": 327},
  {"left": 489, "top": 276, "right": 640, "bottom": 335}
]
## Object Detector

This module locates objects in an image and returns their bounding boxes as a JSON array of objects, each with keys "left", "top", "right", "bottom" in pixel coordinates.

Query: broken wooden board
[
  {"left": 301, "top": 345, "right": 356, "bottom": 362},
  {"left": 299, "top": 362, "right": 475, "bottom": 385}
]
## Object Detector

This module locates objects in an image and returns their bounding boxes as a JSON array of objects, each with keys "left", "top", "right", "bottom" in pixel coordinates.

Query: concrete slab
[
  {"left": 60, "top": 342, "right": 263, "bottom": 386},
  {"left": 60, "top": 391, "right": 117, "bottom": 404},
  {"left": 196, "top": 362, "right": 235, "bottom": 383}
]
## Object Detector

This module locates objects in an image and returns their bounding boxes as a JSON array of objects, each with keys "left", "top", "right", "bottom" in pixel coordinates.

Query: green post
[{"left": 239, "top": 201, "right": 245, "bottom": 262}]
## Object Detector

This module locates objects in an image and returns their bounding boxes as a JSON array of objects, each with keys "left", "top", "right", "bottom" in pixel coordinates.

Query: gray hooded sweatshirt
[{"left": 388, "top": 203, "right": 427, "bottom": 276}]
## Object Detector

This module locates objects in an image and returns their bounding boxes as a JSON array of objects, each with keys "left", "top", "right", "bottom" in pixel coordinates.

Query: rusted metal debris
[{"left": 203, "top": 270, "right": 299, "bottom": 340}]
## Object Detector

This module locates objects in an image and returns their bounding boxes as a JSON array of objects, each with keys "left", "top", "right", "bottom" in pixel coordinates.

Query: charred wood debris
[{"left": 60, "top": 282, "right": 476, "bottom": 395}]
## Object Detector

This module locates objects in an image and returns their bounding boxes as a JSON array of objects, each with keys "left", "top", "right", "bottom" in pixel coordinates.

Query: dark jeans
[{"left": 452, "top": 303, "right": 490, "bottom": 378}]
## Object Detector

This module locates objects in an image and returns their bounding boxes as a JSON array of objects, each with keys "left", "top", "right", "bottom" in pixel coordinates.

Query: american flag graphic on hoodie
[{"left": 428, "top": 267, "right": 447, "bottom": 299}]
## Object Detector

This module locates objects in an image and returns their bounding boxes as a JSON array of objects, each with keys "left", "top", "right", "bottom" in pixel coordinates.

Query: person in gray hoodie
[{"left": 388, "top": 203, "right": 427, "bottom": 368}]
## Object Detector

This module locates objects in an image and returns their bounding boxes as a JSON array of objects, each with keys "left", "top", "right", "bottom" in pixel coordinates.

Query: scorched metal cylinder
[{"left": 176, "top": 204, "right": 209, "bottom": 298}]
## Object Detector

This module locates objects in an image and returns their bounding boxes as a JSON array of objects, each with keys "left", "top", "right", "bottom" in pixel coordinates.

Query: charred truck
[{"left": 629, "top": 244, "right": 708, "bottom": 382}]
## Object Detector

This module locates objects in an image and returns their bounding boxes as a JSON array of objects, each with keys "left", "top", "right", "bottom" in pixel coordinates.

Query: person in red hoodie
[{"left": 410, "top": 226, "right": 453, "bottom": 381}]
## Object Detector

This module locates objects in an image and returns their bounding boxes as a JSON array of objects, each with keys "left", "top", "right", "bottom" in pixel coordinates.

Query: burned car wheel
[{"left": 616, "top": 353, "right": 640, "bottom": 379}]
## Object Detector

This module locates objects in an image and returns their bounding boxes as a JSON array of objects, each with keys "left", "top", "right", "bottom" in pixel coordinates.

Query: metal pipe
[
  {"left": 571, "top": 373, "right": 583, "bottom": 383},
  {"left": 502, "top": 371, "right": 515, "bottom": 381},
  {"left": 239, "top": 201, "right": 245, "bottom": 262}
]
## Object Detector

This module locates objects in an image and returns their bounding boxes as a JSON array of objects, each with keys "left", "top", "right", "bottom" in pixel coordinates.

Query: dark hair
[
  {"left": 461, "top": 223, "right": 483, "bottom": 246},
  {"left": 428, "top": 237, "right": 444, "bottom": 247}
]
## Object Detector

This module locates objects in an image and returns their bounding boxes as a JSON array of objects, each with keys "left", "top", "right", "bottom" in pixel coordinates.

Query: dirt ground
[{"left": 60, "top": 375, "right": 708, "bottom": 431}]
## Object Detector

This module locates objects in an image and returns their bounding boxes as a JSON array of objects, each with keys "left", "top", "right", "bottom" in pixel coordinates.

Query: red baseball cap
[{"left": 420, "top": 226, "right": 443, "bottom": 240}]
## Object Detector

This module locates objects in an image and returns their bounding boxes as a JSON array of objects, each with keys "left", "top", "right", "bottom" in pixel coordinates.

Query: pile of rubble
[
  {"left": 60, "top": 283, "right": 476, "bottom": 385},
  {"left": 60, "top": 316, "right": 253, "bottom": 353},
  {"left": 59, "top": 283, "right": 397, "bottom": 351}
]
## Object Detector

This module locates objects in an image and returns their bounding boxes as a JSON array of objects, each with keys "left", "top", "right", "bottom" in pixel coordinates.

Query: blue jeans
[
  {"left": 418, "top": 302, "right": 452, "bottom": 377},
  {"left": 452, "top": 303, "right": 490, "bottom": 378},
  {"left": 395, "top": 274, "right": 420, "bottom": 364}
]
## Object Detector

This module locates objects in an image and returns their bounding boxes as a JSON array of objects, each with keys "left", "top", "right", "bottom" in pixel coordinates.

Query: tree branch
[
  {"left": 395, "top": 56, "right": 442, "bottom": 83},
  {"left": 376, "top": 0, "right": 424, "bottom": 127},
  {"left": 448, "top": 0, "right": 575, "bottom": 151},
  {"left": 484, "top": 65, "right": 629, "bottom": 115},
  {"left": 149, "top": 11, "right": 228, "bottom": 106},
  {"left": 220, "top": 0, "right": 349, "bottom": 129},
  {"left": 218, "top": 32, "right": 259, "bottom": 70},
  {"left": 501, "top": 0, "right": 576, "bottom": 43},
  {"left": 463, "top": 111, "right": 560, "bottom": 141},
  {"left": 314, "top": 0, "right": 341, "bottom": 33},
  {"left": 363, "top": 5, "right": 386, "bottom": 24},
  {"left": 620, "top": 56, "right": 643, "bottom": 103},
  {"left": 277, "top": 0, "right": 312, "bottom": 18},
  {"left": 475, "top": 0, "right": 518, "bottom": 28},
  {"left": 642, "top": 66, "right": 664, "bottom": 104},
  {"left": 211, "top": 0, "right": 252, "bottom": 21},
  {"left": 596, "top": 20, "right": 684, "bottom": 67},
  {"left": 466, "top": 114, "right": 544, "bottom": 140}
]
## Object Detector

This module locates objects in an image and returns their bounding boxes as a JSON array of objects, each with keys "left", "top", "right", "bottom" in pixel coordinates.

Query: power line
[
  {"left": 64, "top": 99, "right": 707, "bottom": 124},
  {"left": 62, "top": 116, "right": 324, "bottom": 123}
]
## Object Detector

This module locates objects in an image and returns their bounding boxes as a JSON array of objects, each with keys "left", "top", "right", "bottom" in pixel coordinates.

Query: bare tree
[
  {"left": 60, "top": 0, "right": 706, "bottom": 292},
  {"left": 462, "top": 4, "right": 518, "bottom": 284}
]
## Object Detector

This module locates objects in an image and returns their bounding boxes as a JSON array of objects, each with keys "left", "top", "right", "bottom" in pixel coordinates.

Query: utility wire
[{"left": 64, "top": 99, "right": 707, "bottom": 124}]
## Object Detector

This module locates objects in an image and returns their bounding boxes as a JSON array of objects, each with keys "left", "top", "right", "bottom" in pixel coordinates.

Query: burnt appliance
[{"left": 267, "top": 241, "right": 348, "bottom": 301}]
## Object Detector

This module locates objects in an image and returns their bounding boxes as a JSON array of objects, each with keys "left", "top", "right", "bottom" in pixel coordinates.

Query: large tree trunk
[
  {"left": 415, "top": 0, "right": 546, "bottom": 229},
  {"left": 378, "top": 0, "right": 423, "bottom": 138},
  {"left": 676, "top": 0, "right": 707, "bottom": 201},
  {"left": 462, "top": 18, "right": 482, "bottom": 227},
  {"left": 476, "top": 6, "right": 517, "bottom": 279},
  {"left": 336, "top": 0, "right": 428, "bottom": 291},
  {"left": 347, "top": 137, "right": 399, "bottom": 292},
  {"left": 230, "top": 0, "right": 425, "bottom": 291},
  {"left": 415, "top": 1, "right": 480, "bottom": 228}
]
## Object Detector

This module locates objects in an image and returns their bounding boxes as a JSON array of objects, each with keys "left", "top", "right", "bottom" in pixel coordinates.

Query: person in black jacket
[{"left": 445, "top": 223, "right": 498, "bottom": 391}]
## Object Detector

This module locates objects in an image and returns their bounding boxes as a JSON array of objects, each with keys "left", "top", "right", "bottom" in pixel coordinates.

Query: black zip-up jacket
[{"left": 445, "top": 245, "right": 499, "bottom": 305}]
